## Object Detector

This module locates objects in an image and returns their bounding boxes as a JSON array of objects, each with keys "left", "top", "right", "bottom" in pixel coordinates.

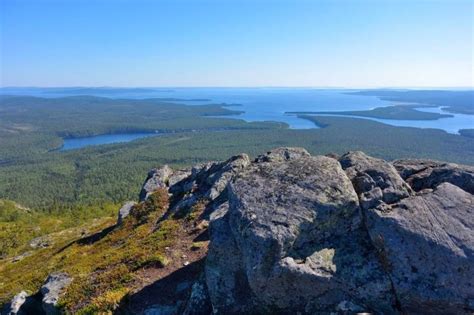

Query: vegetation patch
[{"left": 0, "top": 189, "right": 190, "bottom": 314}]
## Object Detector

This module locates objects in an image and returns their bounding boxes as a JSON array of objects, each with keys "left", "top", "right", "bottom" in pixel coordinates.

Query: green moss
[
  {"left": 0, "top": 188, "right": 181, "bottom": 314},
  {"left": 129, "top": 189, "right": 169, "bottom": 224}
]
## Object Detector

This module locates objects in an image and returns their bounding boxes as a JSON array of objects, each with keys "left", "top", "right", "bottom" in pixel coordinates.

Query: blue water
[
  {"left": 60, "top": 132, "right": 159, "bottom": 151},
  {"left": 2, "top": 87, "right": 473, "bottom": 138},
  {"left": 304, "top": 106, "right": 474, "bottom": 134}
]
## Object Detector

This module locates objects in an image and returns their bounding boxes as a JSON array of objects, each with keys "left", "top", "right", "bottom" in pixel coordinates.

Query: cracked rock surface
[
  {"left": 8, "top": 148, "right": 471, "bottom": 314},
  {"left": 207, "top": 149, "right": 473, "bottom": 314},
  {"left": 142, "top": 148, "right": 474, "bottom": 314}
]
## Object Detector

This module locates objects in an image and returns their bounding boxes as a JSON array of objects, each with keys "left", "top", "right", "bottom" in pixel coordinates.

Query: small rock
[
  {"left": 12, "top": 252, "right": 32, "bottom": 263},
  {"left": 40, "top": 272, "right": 72, "bottom": 315},
  {"left": 29, "top": 236, "right": 51, "bottom": 249},
  {"left": 116, "top": 201, "right": 137, "bottom": 225},
  {"left": 2, "top": 291, "right": 28, "bottom": 315},
  {"left": 194, "top": 220, "right": 209, "bottom": 231},
  {"left": 140, "top": 165, "right": 174, "bottom": 201}
]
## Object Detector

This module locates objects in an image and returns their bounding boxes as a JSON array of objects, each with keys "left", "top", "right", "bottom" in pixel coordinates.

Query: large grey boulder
[
  {"left": 130, "top": 148, "right": 473, "bottom": 314},
  {"left": 393, "top": 159, "right": 474, "bottom": 194},
  {"left": 40, "top": 272, "right": 72, "bottom": 315},
  {"left": 2, "top": 291, "right": 28, "bottom": 315},
  {"left": 339, "top": 151, "right": 474, "bottom": 314},
  {"left": 365, "top": 182, "right": 474, "bottom": 314},
  {"left": 200, "top": 148, "right": 474, "bottom": 314},
  {"left": 206, "top": 152, "right": 396, "bottom": 313}
]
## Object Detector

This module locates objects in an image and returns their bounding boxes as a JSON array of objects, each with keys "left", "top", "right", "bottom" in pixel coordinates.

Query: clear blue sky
[{"left": 0, "top": 0, "right": 472, "bottom": 87}]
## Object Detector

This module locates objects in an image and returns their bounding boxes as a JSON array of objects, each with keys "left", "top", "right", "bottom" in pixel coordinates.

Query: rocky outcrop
[
  {"left": 365, "top": 182, "right": 473, "bottom": 314},
  {"left": 29, "top": 236, "right": 51, "bottom": 249},
  {"left": 117, "top": 201, "right": 137, "bottom": 225},
  {"left": 2, "top": 291, "right": 28, "bottom": 315},
  {"left": 138, "top": 154, "right": 250, "bottom": 219},
  {"left": 342, "top": 152, "right": 474, "bottom": 314},
  {"left": 40, "top": 273, "right": 72, "bottom": 315},
  {"left": 134, "top": 148, "right": 473, "bottom": 314},
  {"left": 207, "top": 152, "right": 396, "bottom": 313},
  {"left": 140, "top": 165, "right": 174, "bottom": 201},
  {"left": 3, "top": 273, "right": 72, "bottom": 315},
  {"left": 339, "top": 151, "right": 413, "bottom": 210},
  {"left": 393, "top": 158, "right": 474, "bottom": 194}
]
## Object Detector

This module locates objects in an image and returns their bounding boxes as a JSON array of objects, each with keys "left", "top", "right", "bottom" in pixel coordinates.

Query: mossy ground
[{"left": 0, "top": 190, "right": 210, "bottom": 314}]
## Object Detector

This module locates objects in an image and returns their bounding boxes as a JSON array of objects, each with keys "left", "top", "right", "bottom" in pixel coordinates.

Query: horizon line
[{"left": 1, "top": 85, "right": 473, "bottom": 90}]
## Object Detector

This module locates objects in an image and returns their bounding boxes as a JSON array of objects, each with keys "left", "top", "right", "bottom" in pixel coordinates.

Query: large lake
[
  {"left": 2, "top": 87, "right": 473, "bottom": 149},
  {"left": 60, "top": 133, "right": 159, "bottom": 151}
]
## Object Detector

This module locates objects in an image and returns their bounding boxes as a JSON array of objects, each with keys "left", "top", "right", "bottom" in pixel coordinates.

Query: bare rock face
[
  {"left": 40, "top": 273, "right": 72, "bottom": 315},
  {"left": 136, "top": 147, "right": 473, "bottom": 314},
  {"left": 393, "top": 159, "right": 474, "bottom": 194},
  {"left": 116, "top": 201, "right": 137, "bottom": 225},
  {"left": 206, "top": 151, "right": 396, "bottom": 314},
  {"left": 167, "top": 154, "right": 250, "bottom": 217},
  {"left": 140, "top": 165, "right": 174, "bottom": 201},
  {"left": 254, "top": 147, "right": 311, "bottom": 163},
  {"left": 339, "top": 151, "right": 413, "bottom": 210},
  {"left": 365, "top": 182, "right": 474, "bottom": 314}
]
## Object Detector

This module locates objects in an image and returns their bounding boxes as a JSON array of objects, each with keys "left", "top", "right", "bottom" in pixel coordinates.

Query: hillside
[{"left": 2, "top": 147, "right": 473, "bottom": 314}]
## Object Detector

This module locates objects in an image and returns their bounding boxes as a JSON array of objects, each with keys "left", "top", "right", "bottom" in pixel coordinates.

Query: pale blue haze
[{"left": 1, "top": 0, "right": 472, "bottom": 87}]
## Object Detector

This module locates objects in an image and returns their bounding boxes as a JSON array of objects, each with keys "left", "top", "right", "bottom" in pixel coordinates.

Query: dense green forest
[
  {"left": 0, "top": 95, "right": 473, "bottom": 210},
  {"left": 0, "top": 95, "right": 281, "bottom": 160}
]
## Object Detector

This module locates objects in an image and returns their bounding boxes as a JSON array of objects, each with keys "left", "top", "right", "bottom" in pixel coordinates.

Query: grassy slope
[{"left": 0, "top": 189, "right": 209, "bottom": 314}]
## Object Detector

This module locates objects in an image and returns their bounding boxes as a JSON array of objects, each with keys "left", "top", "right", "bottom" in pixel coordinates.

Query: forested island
[
  {"left": 287, "top": 105, "right": 453, "bottom": 120},
  {"left": 347, "top": 89, "right": 474, "bottom": 115}
]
